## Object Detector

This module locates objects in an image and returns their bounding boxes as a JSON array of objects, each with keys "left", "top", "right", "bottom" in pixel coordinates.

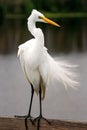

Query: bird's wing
[{"left": 17, "top": 39, "right": 35, "bottom": 57}]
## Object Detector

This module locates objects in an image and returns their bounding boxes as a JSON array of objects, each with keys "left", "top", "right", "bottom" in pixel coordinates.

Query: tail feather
[{"left": 48, "top": 55, "right": 79, "bottom": 89}]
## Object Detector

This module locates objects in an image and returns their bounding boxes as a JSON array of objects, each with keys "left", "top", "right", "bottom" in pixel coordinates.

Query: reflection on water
[
  {"left": 0, "top": 18, "right": 87, "bottom": 121},
  {"left": 0, "top": 18, "right": 87, "bottom": 54}
]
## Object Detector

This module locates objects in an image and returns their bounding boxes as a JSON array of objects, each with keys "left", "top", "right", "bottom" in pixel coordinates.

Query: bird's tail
[{"left": 48, "top": 55, "right": 79, "bottom": 89}]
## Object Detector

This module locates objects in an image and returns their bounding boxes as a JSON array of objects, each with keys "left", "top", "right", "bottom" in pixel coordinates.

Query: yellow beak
[{"left": 40, "top": 16, "right": 61, "bottom": 27}]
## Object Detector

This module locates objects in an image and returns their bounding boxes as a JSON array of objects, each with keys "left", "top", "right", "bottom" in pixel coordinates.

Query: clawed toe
[
  {"left": 33, "top": 115, "right": 51, "bottom": 124},
  {"left": 15, "top": 115, "right": 27, "bottom": 118},
  {"left": 15, "top": 115, "right": 34, "bottom": 124}
]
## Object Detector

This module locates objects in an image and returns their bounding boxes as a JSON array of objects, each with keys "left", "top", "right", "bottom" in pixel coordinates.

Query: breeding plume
[{"left": 17, "top": 9, "right": 78, "bottom": 130}]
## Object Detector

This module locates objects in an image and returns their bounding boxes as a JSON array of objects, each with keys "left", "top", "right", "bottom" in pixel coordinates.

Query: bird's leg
[
  {"left": 24, "top": 84, "right": 34, "bottom": 130},
  {"left": 15, "top": 84, "right": 34, "bottom": 124},
  {"left": 26, "top": 84, "right": 34, "bottom": 119},
  {"left": 33, "top": 84, "right": 50, "bottom": 130}
]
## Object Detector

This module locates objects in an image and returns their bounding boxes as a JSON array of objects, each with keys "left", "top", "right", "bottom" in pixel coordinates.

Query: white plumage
[{"left": 18, "top": 9, "right": 78, "bottom": 100}]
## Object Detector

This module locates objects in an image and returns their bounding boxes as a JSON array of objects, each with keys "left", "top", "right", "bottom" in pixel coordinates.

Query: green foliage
[
  {"left": 0, "top": 0, "right": 87, "bottom": 17},
  {"left": 0, "top": 3, "right": 7, "bottom": 18},
  {"left": 22, "top": 0, "right": 85, "bottom": 13},
  {"left": 64, "top": 0, "right": 83, "bottom": 12},
  {"left": 33, "top": 0, "right": 61, "bottom": 12},
  {"left": 24, "top": 0, "right": 35, "bottom": 15}
]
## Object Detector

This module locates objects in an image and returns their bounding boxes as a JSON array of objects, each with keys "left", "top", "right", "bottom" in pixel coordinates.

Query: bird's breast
[{"left": 18, "top": 46, "right": 41, "bottom": 90}]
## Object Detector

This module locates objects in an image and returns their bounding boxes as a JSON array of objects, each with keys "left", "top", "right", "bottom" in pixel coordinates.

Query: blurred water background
[{"left": 0, "top": 0, "right": 87, "bottom": 122}]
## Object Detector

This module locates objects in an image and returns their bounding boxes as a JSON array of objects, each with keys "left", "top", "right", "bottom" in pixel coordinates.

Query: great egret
[{"left": 16, "top": 9, "right": 78, "bottom": 130}]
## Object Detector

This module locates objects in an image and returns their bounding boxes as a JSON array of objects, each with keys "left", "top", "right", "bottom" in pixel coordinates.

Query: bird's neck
[{"left": 28, "top": 19, "right": 44, "bottom": 47}]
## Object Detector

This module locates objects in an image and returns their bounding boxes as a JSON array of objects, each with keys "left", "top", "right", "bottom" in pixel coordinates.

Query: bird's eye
[{"left": 38, "top": 16, "right": 41, "bottom": 19}]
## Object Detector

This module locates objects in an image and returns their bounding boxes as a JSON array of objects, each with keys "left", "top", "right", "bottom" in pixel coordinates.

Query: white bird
[{"left": 17, "top": 9, "right": 78, "bottom": 129}]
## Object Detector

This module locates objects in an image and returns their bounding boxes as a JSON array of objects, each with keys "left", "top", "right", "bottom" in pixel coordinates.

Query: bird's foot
[
  {"left": 15, "top": 115, "right": 34, "bottom": 124},
  {"left": 15, "top": 115, "right": 33, "bottom": 118},
  {"left": 15, "top": 115, "right": 35, "bottom": 130},
  {"left": 33, "top": 115, "right": 50, "bottom": 130},
  {"left": 33, "top": 115, "right": 50, "bottom": 124}
]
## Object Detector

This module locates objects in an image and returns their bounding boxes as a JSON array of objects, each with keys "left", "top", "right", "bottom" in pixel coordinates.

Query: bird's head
[{"left": 28, "top": 9, "right": 60, "bottom": 27}]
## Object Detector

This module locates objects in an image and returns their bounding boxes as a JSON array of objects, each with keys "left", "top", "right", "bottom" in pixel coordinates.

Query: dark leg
[
  {"left": 33, "top": 85, "right": 50, "bottom": 130},
  {"left": 27, "top": 84, "right": 34, "bottom": 118},
  {"left": 15, "top": 84, "right": 34, "bottom": 129},
  {"left": 39, "top": 84, "right": 42, "bottom": 116},
  {"left": 24, "top": 84, "right": 34, "bottom": 130}
]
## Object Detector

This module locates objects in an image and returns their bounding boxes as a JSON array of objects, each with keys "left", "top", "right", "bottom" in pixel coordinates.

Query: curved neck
[{"left": 28, "top": 18, "right": 44, "bottom": 46}]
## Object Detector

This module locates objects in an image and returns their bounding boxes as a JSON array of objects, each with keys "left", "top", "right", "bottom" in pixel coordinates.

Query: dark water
[{"left": 0, "top": 18, "right": 87, "bottom": 121}]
